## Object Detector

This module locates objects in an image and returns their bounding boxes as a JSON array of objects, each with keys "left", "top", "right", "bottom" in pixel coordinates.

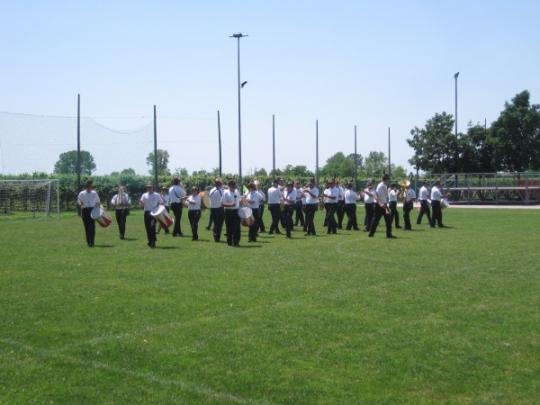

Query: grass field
[{"left": 1, "top": 208, "right": 539, "bottom": 403}]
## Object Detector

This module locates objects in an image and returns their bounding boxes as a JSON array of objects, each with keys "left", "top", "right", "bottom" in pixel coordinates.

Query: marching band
[{"left": 78, "top": 175, "right": 449, "bottom": 248}]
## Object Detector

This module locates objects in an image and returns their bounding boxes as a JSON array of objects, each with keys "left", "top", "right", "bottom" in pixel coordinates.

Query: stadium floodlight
[{"left": 230, "top": 32, "right": 248, "bottom": 189}]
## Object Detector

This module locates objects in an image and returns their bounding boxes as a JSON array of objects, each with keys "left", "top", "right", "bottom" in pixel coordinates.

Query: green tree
[
  {"left": 146, "top": 149, "right": 170, "bottom": 176},
  {"left": 253, "top": 168, "right": 268, "bottom": 177},
  {"left": 282, "top": 165, "right": 314, "bottom": 178},
  {"left": 321, "top": 152, "right": 356, "bottom": 178},
  {"left": 54, "top": 150, "right": 96, "bottom": 175},
  {"left": 362, "top": 151, "right": 387, "bottom": 178},
  {"left": 120, "top": 168, "right": 136, "bottom": 176},
  {"left": 490, "top": 90, "right": 540, "bottom": 171}
]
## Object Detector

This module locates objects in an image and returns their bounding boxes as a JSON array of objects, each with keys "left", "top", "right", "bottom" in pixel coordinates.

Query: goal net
[{"left": 0, "top": 179, "right": 60, "bottom": 218}]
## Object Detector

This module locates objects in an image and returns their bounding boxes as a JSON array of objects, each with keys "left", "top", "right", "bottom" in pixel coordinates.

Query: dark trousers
[
  {"left": 324, "top": 203, "right": 337, "bottom": 234},
  {"left": 211, "top": 207, "right": 224, "bottom": 242},
  {"left": 345, "top": 203, "right": 359, "bottom": 230},
  {"left": 294, "top": 201, "right": 305, "bottom": 226},
  {"left": 170, "top": 202, "right": 183, "bottom": 236},
  {"left": 258, "top": 204, "right": 266, "bottom": 232},
  {"left": 115, "top": 209, "right": 127, "bottom": 238},
  {"left": 268, "top": 204, "right": 281, "bottom": 234},
  {"left": 417, "top": 200, "right": 431, "bottom": 224},
  {"left": 225, "top": 209, "right": 241, "bottom": 246},
  {"left": 81, "top": 207, "right": 95, "bottom": 246},
  {"left": 188, "top": 209, "right": 201, "bottom": 240},
  {"left": 304, "top": 204, "right": 317, "bottom": 235},
  {"left": 144, "top": 211, "right": 156, "bottom": 247},
  {"left": 207, "top": 207, "right": 214, "bottom": 229},
  {"left": 431, "top": 201, "right": 443, "bottom": 227},
  {"left": 369, "top": 204, "right": 392, "bottom": 237},
  {"left": 364, "top": 203, "right": 375, "bottom": 231},
  {"left": 249, "top": 208, "right": 260, "bottom": 241},
  {"left": 283, "top": 205, "right": 294, "bottom": 237},
  {"left": 389, "top": 201, "right": 400, "bottom": 228},
  {"left": 403, "top": 201, "right": 413, "bottom": 230},
  {"left": 337, "top": 200, "right": 345, "bottom": 228}
]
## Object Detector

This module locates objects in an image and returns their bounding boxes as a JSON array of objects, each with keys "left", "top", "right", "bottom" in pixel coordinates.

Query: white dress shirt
[
  {"left": 337, "top": 186, "right": 345, "bottom": 201},
  {"left": 304, "top": 186, "right": 320, "bottom": 205},
  {"left": 111, "top": 193, "right": 131, "bottom": 208},
  {"left": 388, "top": 189, "right": 398, "bottom": 203},
  {"left": 375, "top": 182, "right": 388, "bottom": 204},
  {"left": 282, "top": 189, "right": 297, "bottom": 205},
  {"left": 221, "top": 189, "right": 240, "bottom": 210},
  {"left": 405, "top": 188, "right": 416, "bottom": 202},
  {"left": 169, "top": 185, "right": 186, "bottom": 203},
  {"left": 78, "top": 190, "right": 100, "bottom": 208},
  {"left": 363, "top": 187, "right": 375, "bottom": 204},
  {"left": 267, "top": 186, "right": 282, "bottom": 204},
  {"left": 257, "top": 190, "right": 266, "bottom": 206},
  {"left": 244, "top": 190, "right": 263, "bottom": 209},
  {"left": 431, "top": 186, "right": 442, "bottom": 201},
  {"left": 344, "top": 189, "right": 358, "bottom": 204},
  {"left": 140, "top": 192, "right": 161, "bottom": 212},
  {"left": 323, "top": 187, "right": 338, "bottom": 204},
  {"left": 209, "top": 186, "right": 224, "bottom": 208},
  {"left": 419, "top": 186, "right": 429, "bottom": 201},
  {"left": 160, "top": 193, "right": 170, "bottom": 207},
  {"left": 187, "top": 194, "right": 202, "bottom": 210}
]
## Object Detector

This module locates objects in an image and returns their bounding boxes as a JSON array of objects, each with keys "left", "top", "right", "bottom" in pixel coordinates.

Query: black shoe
[
  {"left": 368, "top": 234, "right": 374, "bottom": 238},
  {"left": 205, "top": 226, "right": 211, "bottom": 230},
  {"left": 396, "top": 226, "right": 402, "bottom": 229},
  {"left": 387, "top": 235, "right": 397, "bottom": 239}
]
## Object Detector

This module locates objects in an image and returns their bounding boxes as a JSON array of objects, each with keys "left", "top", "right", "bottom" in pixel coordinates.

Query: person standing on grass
[
  {"left": 222, "top": 179, "right": 241, "bottom": 246},
  {"left": 244, "top": 182, "right": 263, "bottom": 242},
  {"left": 282, "top": 181, "right": 297, "bottom": 239},
  {"left": 402, "top": 182, "right": 416, "bottom": 231},
  {"left": 430, "top": 180, "right": 445, "bottom": 228},
  {"left": 110, "top": 185, "right": 131, "bottom": 240},
  {"left": 335, "top": 180, "right": 346, "bottom": 229},
  {"left": 416, "top": 181, "right": 432, "bottom": 225},
  {"left": 140, "top": 183, "right": 161, "bottom": 248},
  {"left": 293, "top": 180, "right": 305, "bottom": 229},
  {"left": 388, "top": 184, "right": 401, "bottom": 229},
  {"left": 363, "top": 179, "right": 376, "bottom": 232},
  {"left": 169, "top": 178, "right": 186, "bottom": 237},
  {"left": 369, "top": 174, "right": 395, "bottom": 239},
  {"left": 157, "top": 186, "right": 170, "bottom": 235},
  {"left": 186, "top": 186, "right": 202, "bottom": 241},
  {"left": 77, "top": 179, "right": 100, "bottom": 247},
  {"left": 344, "top": 182, "right": 360, "bottom": 231},
  {"left": 208, "top": 178, "right": 225, "bottom": 242},
  {"left": 303, "top": 178, "right": 319, "bottom": 236},
  {"left": 267, "top": 179, "right": 283, "bottom": 235},
  {"left": 323, "top": 179, "right": 338, "bottom": 234},
  {"left": 256, "top": 181, "right": 266, "bottom": 234}
]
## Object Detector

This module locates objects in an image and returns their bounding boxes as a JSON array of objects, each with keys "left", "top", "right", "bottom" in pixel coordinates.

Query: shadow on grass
[
  {"left": 121, "top": 237, "right": 138, "bottom": 241},
  {"left": 93, "top": 244, "right": 114, "bottom": 248},
  {"left": 155, "top": 246, "right": 179, "bottom": 250}
]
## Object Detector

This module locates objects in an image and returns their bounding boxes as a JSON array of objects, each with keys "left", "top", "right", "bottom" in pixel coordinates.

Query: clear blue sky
[{"left": 1, "top": 0, "right": 539, "bottom": 175}]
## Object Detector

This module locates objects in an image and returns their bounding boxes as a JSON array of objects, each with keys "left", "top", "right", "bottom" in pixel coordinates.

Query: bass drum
[
  {"left": 151, "top": 205, "right": 174, "bottom": 229},
  {"left": 238, "top": 207, "right": 255, "bottom": 227},
  {"left": 91, "top": 206, "right": 112, "bottom": 228},
  {"left": 199, "top": 191, "right": 211, "bottom": 209}
]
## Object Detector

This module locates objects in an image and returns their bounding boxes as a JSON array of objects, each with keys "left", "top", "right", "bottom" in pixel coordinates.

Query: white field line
[{"left": 0, "top": 337, "right": 272, "bottom": 405}]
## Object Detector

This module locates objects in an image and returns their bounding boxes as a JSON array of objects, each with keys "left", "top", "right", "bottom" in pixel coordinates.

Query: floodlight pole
[
  {"left": 153, "top": 105, "right": 158, "bottom": 189},
  {"left": 388, "top": 127, "right": 391, "bottom": 176},
  {"left": 354, "top": 125, "right": 358, "bottom": 189},
  {"left": 217, "top": 110, "right": 222, "bottom": 177},
  {"left": 454, "top": 72, "right": 459, "bottom": 136},
  {"left": 315, "top": 120, "right": 319, "bottom": 185},
  {"left": 76, "top": 94, "right": 81, "bottom": 215},
  {"left": 230, "top": 32, "right": 247, "bottom": 189},
  {"left": 272, "top": 114, "right": 276, "bottom": 174}
]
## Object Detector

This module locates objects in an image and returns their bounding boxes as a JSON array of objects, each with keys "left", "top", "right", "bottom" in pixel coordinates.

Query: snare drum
[
  {"left": 91, "top": 206, "right": 112, "bottom": 228},
  {"left": 441, "top": 198, "right": 450, "bottom": 209},
  {"left": 199, "top": 191, "right": 211, "bottom": 209},
  {"left": 151, "top": 205, "right": 174, "bottom": 229},
  {"left": 238, "top": 207, "right": 255, "bottom": 227}
]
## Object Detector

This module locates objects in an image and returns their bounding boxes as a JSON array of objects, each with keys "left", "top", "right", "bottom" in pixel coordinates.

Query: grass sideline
[{"left": 1, "top": 208, "right": 539, "bottom": 403}]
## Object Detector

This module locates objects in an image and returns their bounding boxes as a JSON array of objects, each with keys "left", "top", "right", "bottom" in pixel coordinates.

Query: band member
[
  {"left": 157, "top": 186, "right": 170, "bottom": 234},
  {"left": 344, "top": 182, "right": 360, "bottom": 231},
  {"left": 140, "top": 183, "right": 161, "bottom": 248},
  {"left": 256, "top": 181, "right": 266, "bottom": 233},
  {"left": 222, "top": 180, "right": 241, "bottom": 246},
  {"left": 244, "top": 182, "right": 263, "bottom": 242},
  {"left": 169, "top": 178, "right": 186, "bottom": 237},
  {"left": 416, "top": 181, "right": 432, "bottom": 225},
  {"left": 303, "top": 178, "right": 319, "bottom": 236},
  {"left": 208, "top": 178, "right": 225, "bottom": 242},
  {"left": 369, "top": 174, "right": 395, "bottom": 239},
  {"left": 402, "top": 182, "right": 416, "bottom": 230},
  {"left": 77, "top": 179, "right": 100, "bottom": 247},
  {"left": 336, "top": 180, "right": 346, "bottom": 229},
  {"left": 267, "top": 179, "right": 282, "bottom": 235},
  {"left": 282, "top": 182, "right": 297, "bottom": 238},
  {"left": 430, "top": 180, "right": 445, "bottom": 228},
  {"left": 363, "top": 179, "right": 376, "bottom": 232},
  {"left": 323, "top": 180, "right": 338, "bottom": 234},
  {"left": 293, "top": 180, "right": 305, "bottom": 228},
  {"left": 187, "top": 186, "right": 202, "bottom": 240},
  {"left": 110, "top": 185, "right": 131, "bottom": 240},
  {"left": 388, "top": 184, "right": 401, "bottom": 229}
]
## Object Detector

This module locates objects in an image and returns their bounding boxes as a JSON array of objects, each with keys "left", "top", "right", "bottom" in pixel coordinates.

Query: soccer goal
[{"left": 0, "top": 179, "right": 60, "bottom": 218}]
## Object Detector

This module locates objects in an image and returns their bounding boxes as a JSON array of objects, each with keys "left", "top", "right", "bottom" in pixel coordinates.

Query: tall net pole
[
  {"left": 315, "top": 120, "right": 319, "bottom": 185},
  {"left": 217, "top": 110, "right": 222, "bottom": 177},
  {"left": 153, "top": 105, "right": 158, "bottom": 189},
  {"left": 76, "top": 94, "right": 81, "bottom": 215}
]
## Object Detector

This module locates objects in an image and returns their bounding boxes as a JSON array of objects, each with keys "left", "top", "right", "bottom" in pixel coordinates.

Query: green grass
[{"left": 1, "top": 208, "right": 539, "bottom": 404}]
